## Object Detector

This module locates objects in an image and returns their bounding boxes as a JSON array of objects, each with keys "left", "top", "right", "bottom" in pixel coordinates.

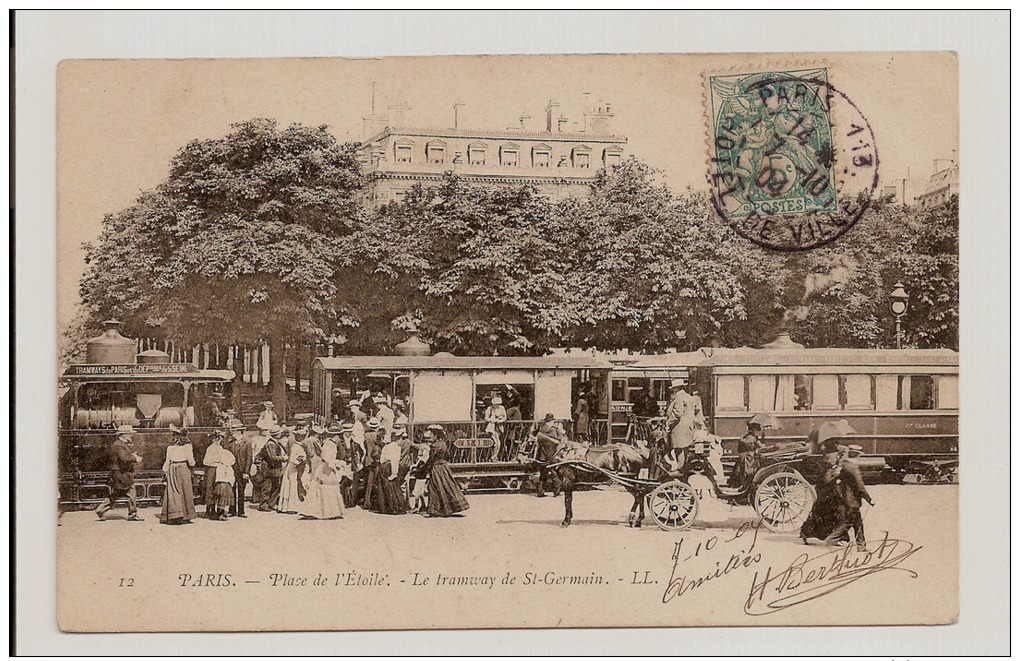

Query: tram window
[
  {"left": 812, "top": 375, "right": 840, "bottom": 411},
  {"left": 898, "top": 375, "right": 935, "bottom": 410},
  {"left": 717, "top": 375, "right": 746, "bottom": 411},
  {"left": 843, "top": 375, "right": 874, "bottom": 410},
  {"left": 611, "top": 379, "right": 627, "bottom": 404},
  {"left": 793, "top": 375, "right": 812, "bottom": 410},
  {"left": 475, "top": 384, "right": 534, "bottom": 421},
  {"left": 910, "top": 376, "right": 935, "bottom": 410},
  {"left": 937, "top": 376, "right": 959, "bottom": 410},
  {"left": 875, "top": 375, "right": 898, "bottom": 411},
  {"left": 749, "top": 375, "right": 798, "bottom": 411}
]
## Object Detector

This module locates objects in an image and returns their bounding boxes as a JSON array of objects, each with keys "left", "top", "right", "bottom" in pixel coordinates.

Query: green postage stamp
[{"left": 705, "top": 67, "right": 878, "bottom": 251}]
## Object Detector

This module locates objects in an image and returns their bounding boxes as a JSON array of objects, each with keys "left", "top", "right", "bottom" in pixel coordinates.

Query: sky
[{"left": 57, "top": 51, "right": 958, "bottom": 329}]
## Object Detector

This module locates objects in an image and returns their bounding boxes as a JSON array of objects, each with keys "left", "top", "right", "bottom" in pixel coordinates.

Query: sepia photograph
[
  {"left": 54, "top": 50, "right": 962, "bottom": 632},
  {"left": 12, "top": 9, "right": 1010, "bottom": 656}
]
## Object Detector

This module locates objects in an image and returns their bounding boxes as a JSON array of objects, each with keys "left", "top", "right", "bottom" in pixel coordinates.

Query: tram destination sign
[{"left": 66, "top": 363, "right": 196, "bottom": 376}]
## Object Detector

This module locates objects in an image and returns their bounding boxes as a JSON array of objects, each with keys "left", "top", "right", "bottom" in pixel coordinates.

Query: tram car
[
  {"left": 689, "top": 333, "right": 959, "bottom": 481},
  {"left": 311, "top": 346, "right": 610, "bottom": 492},
  {"left": 58, "top": 321, "right": 234, "bottom": 508},
  {"left": 605, "top": 352, "right": 705, "bottom": 441}
]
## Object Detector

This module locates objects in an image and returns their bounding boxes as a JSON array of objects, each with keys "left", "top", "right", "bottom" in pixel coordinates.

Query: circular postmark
[{"left": 706, "top": 68, "right": 879, "bottom": 251}]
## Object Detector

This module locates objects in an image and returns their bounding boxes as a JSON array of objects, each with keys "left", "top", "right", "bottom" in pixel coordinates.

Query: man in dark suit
[
  {"left": 255, "top": 426, "right": 288, "bottom": 511},
  {"left": 226, "top": 422, "right": 253, "bottom": 518},
  {"left": 534, "top": 413, "right": 564, "bottom": 498},
  {"left": 95, "top": 425, "right": 144, "bottom": 521},
  {"left": 820, "top": 435, "right": 875, "bottom": 551}
]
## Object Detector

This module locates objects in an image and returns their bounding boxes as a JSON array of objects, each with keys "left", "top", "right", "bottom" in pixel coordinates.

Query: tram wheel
[
  {"left": 754, "top": 472, "right": 815, "bottom": 534},
  {"left": 647, "top": 480, "right": 699, "bottom": 531}
]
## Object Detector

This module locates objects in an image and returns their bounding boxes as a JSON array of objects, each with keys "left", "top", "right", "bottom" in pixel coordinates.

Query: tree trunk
[
  {"left": 231, "top": 345, "right": 244, "bottom": 415},
  {"left": 269, "top": 335, "right": 288, "bottom": 419}
]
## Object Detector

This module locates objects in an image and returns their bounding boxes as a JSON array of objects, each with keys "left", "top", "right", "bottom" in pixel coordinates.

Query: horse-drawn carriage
[{"left": 544, "top": 416, "right": 823, "bottom": 533}]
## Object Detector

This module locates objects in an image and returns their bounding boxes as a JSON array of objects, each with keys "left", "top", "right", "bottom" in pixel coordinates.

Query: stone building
[
  {"left": 359, "top": 96, "right": 628, "bottom": 206},
  {"left": 916, "top": 164, "right": 959, "bottom": 209}
]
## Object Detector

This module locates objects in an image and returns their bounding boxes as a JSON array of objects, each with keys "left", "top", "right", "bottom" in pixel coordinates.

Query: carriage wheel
[
  {"left": 754, "top": 472, "right": 815, "bottom": 534},
  {"left": 647, "top": 480, "right": 699, "bottom": 531}
]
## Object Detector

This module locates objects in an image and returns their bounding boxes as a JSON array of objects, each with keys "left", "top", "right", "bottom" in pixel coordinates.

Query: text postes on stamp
[{"left": 706, "top": 67, "right": 879, "bottom": 251}]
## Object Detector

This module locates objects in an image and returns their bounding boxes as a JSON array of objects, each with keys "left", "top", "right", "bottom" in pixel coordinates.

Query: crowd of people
[
  {"left": 97, "top": 395, "right": 470, "bottom": 525},
  {"left": 95, "top": 383, "right": 873, "bottom": 548}
]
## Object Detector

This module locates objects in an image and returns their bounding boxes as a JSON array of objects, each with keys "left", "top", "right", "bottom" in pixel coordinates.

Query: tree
[
  {"left": 79, "top": 119, "right": 366, "bottom": 412},
  {"left": 555, "top": 160, "right": 756, "bottom": 351},
  {"left": 365, "top": 175, "right": 575, "bottom": 355}
]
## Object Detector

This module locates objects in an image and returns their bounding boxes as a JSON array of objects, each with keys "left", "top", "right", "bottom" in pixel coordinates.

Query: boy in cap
[{"left": 96, "top": 425, "right": 145, "bottom": 521}]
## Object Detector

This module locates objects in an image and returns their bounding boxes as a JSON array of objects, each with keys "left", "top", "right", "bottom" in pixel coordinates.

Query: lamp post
[{"left": 889, "top": 282, "right": 909, "bottom": 349}]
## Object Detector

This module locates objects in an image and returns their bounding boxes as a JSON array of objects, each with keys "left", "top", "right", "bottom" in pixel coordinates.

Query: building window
[
  {"left": 532, "top": 144, "right": 551, "bottom": 168},
  {"left": 394, "top": 141, "right": 413, "bottom": 163},
  {"left": 500, "top": 144, "right": 519, "bottom": 167},
  {"left": 426, "top": 141, "right": 447, "bottom": 164},
  {"left": 603, "top": 147, "right": 623, "bottom": 167},
  {"left": 468, "top": 142, "right": 487, "bottom": 166},
  {"left": 572, "top": 146, "right": 591, "bottom": 168}
]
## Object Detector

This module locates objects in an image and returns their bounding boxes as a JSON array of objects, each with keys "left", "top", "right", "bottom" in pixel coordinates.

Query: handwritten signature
[{"left": 744, "top": 532, "right": 921, "bottom": 616}]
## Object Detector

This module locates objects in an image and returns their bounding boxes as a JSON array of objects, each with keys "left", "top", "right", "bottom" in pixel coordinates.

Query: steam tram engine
[{"left": 58, "top": 321, "right": 234, "bottom": 508}]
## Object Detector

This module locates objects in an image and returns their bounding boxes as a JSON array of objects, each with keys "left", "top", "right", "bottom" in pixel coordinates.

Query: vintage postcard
[{"left": 56, "top": 51, "right": 960, "bottom": 632}]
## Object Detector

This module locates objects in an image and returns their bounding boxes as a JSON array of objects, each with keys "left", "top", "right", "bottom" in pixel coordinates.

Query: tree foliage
[
  {"left": 79, "top": 119, "right": 367, "bottom": 408},
  {"left": 76, "top": 126, "right": 959, "bottom": 382}
]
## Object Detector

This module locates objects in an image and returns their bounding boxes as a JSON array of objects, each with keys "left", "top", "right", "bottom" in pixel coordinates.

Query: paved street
[{"left": 58, "top": 482, "right": 958, "bottom": 631}]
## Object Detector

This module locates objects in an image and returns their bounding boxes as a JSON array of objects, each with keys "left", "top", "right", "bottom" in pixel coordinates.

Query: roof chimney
[
  {"left": 545, "top": 101, "right": 560, "bottom": 132},
  {"left": 388, "top": 102, "right": 411, "bottom": 127}
]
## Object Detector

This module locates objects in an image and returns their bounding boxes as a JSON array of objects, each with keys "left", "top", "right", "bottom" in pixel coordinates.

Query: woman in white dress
[
  {"left": 277, "top": 430, "right": 308, "bottom": 514},
  {"left": 300, "top": 434, "right": 347, "bottom": 520}
]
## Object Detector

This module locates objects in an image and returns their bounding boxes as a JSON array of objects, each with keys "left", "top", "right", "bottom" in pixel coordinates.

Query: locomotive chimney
[
  {"left": 395, "top": 323, "right": 431, "bottom": 357},
  {"left": 85, "top": 320, "right": 138, "bottom": 365}
]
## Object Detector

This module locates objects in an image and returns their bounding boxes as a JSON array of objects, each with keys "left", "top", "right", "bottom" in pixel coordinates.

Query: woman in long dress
[
  {"left": 300, "top": 433, "right": 347, "bottom": 520},
  {"left": 203, "top": 432, "right": 236, "bottom": 521},
  {"left": 376, "top": 436, "right": 409, "bottom": 515},
  {"left": 422, "top": 426, "right": 469, "bottom": 517},
  {"left": 159, "top": 429, "right": 197, "bottom": 525},
  {"left": 278, "top": 432, "right": 308, "bottom": 514}
]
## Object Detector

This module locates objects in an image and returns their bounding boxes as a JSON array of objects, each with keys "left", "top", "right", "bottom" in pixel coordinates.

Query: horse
[{"left": 551, "top": 439, "right": 655, "bottom": 527}]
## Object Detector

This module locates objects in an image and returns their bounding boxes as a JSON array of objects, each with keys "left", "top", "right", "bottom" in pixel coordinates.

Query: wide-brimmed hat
[
  {"left": 227, "top": 420, "right": 245, "bottom": 431},
  {"left": 311, "top": 424, "right": 327, "bottom": 435},
  {"left": 669, "top": 379, "right": 687, "bottom": 390},
  {"left": 348, "top": 401, "right": 361, "bottom": 409},
  {"left": 366, "top": 417, "right": 381, "bottom": 430},
  {"left": 263, "top": 401, "right": 274, "bottom": 408},
  {"left": 115, "top": 424, "right": 136, "bottom": 436},
  {"left": 326, "top": 422, "right": 344, "bottom": 435},
  {"left": 815, "top": 419, "right": 858, "bottom": 452},
  {"left": 340, "top": 422, "right": 355, "bottom": 433},
  {"left": 268, "top": 425, "right": 285, "bottom": 437},
  {"left": 210, "top": 428, "right": 226, "bottom": 438},
  {"left": 168, "top": 423, "right": 187, "bottom": 436}
]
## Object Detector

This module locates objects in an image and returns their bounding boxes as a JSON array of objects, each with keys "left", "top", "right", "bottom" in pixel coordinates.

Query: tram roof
[
  {"left": 693, "top": 346, "right": 959, "bottom": 368},
  {"left": 312, "top": 355, "right": 609, "bottom": 372}
]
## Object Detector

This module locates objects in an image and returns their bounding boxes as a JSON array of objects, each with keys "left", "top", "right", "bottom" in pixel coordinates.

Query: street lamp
[{"left": 889, "top": 282, "right": 909, "bottom": 349}]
